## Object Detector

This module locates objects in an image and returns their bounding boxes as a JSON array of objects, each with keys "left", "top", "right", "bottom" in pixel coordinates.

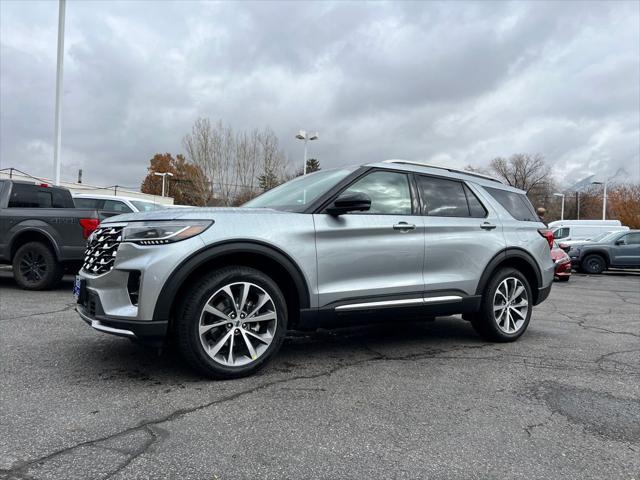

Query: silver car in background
[{"left": 75, "top": 160, "right": 555, "bottom": 378}]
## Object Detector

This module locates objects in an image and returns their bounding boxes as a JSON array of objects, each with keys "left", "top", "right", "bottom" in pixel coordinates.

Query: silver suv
[{"left": 75, "top": 160, "right": 555, "bottom": 378}]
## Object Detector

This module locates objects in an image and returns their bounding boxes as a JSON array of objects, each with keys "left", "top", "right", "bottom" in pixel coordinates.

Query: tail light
[
  {"left": 79, "top": 218, "right": 100, "bottom": 239},
  {"left": 538, "top": 229, "right": 554, "bottom": 249}
]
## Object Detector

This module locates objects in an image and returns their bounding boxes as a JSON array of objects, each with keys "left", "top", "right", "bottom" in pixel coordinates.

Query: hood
[{"left": 101, "top": 207, "right": 287, "bottom": 223}]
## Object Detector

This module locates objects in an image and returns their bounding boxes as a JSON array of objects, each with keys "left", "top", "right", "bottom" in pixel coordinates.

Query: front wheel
[
  {"left": 581, "top": 254, "right": 606, "bottom": 274},
  {"left": 471, "top": 268, "right": 533, "bottom": 342},
  {"left": 176, "top": 266, "right": 287, "bottom": 379}
]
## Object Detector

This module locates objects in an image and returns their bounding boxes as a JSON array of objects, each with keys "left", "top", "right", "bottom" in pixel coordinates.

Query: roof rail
[{"left": 382, "top": 159, "right": 503, "bottom": 184}]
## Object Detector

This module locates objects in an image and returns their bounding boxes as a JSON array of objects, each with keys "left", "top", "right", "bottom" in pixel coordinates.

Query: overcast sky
[{"left": 1, "top": 0, "right": 639, "bottom": 188}]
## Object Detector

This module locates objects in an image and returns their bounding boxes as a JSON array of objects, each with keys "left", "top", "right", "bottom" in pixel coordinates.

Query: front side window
[
  {"left": 554, "top": 227, "right": 570, "bottom": 239},
  {"left": 619, "top": 233, "right": 640, "bottom": 245},
  {"left": 131, "top": 201, "right": 160, "bottom": 212},
  {"left": 103, "top": 200, "right": 133, "bottom": 213},
  {"left": 341, "top": 171, "right": 412, "bottom": 215}
]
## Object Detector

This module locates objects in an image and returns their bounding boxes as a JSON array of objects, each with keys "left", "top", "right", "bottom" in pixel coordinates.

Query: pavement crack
[{"left": 0, "top": 303, "right": 76, "bottom": 321}]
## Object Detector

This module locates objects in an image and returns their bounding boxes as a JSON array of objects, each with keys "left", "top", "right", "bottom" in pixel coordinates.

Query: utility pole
[{"left": 53, "top": 0, "right": 66, "bottom": 185}]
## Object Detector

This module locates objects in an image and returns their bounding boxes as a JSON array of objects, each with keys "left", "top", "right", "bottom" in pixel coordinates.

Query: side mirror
[
  {"left": 326, "top": 192, "right": 371, "bottom": 216},
  {"left": 615, "top": 239, "right": 625, "bottom": 245}
]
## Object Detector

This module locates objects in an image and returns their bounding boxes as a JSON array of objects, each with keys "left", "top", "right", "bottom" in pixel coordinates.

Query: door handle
[
  {"left": 393, "top": 222, "right": 416, "bottom": 232},
  {"left": 480, "top": 222, "right": 497, "bottom": 230}
]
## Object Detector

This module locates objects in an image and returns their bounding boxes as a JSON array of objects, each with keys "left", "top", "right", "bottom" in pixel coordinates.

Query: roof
[
  {"left": 73, "top": 193, "right": 159, "bottom": 203},
  {"left": 364, "top": 159, "right": 524, "bottom": 191}
]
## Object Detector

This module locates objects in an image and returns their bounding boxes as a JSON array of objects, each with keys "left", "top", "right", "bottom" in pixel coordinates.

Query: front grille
[{"left": 82, "top": 225, "right": 124, "bottom": 275}]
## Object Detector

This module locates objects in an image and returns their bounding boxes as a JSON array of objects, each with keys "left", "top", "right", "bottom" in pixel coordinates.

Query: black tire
[
  {"left": 176, "top": 266, "right": 288, "bottom": 379},
  {"left": 12, "top": 241, "right": 64, "bottom": 290},
  {"left": 470, "top": 267, "right": 533, "bottom": 342},
  {"left": 581, "top": 254, "right": 606, "bottom": 274}
]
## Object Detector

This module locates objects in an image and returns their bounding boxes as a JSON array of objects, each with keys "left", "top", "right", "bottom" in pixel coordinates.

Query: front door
[
  {"left": 314, "top": 170, "right": 425, "bottom": 308},
  {"left": 611, "top": 232, "right": 640, "bottom": 266}
]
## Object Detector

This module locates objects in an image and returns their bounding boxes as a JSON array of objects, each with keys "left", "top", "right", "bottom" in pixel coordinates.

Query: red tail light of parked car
[{"left": 79, "top": 218, "right": 100, "bottom": 239}]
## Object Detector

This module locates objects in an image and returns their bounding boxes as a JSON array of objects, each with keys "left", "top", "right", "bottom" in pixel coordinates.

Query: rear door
[
  {"left": 417, "top": 176, "right": 505, "bottom": 296},
  {"left": 314, "top": 170, "right": 425, "bottom": 307},
  {"left": 610, "top": 232, "right": 640, "bottom": 266}
]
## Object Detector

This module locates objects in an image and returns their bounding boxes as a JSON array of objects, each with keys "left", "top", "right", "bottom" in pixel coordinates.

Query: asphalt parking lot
[{"left": 1, "top": 270, "right": 639, "bottom": 480}]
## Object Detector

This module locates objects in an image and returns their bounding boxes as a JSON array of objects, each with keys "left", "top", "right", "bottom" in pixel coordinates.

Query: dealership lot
[{"left": 1, "top": 270, "right": 638, "bottom": 480}]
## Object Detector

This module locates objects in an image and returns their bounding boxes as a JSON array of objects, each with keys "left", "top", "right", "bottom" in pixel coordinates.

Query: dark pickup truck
[{"left": 0, "top": 179, "right": 100, "bottom": 290}]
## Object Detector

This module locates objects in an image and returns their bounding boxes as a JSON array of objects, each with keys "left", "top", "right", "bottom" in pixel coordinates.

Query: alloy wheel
[
  {"left": 19, "top": 250, "right": 46, "bottom": 284},
  {"left": 198, "top": 282, "right": 277, "bottom": 367},
  {"left": 493, "top": 277, "right": 528, "bottom": 334}
]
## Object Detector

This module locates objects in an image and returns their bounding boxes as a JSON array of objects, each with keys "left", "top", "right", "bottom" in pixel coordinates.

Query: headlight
[{"left": 122, "top": 221, "right": 212, "bottom": 245}]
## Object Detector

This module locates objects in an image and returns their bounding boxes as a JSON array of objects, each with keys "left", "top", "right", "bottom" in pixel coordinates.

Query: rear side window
[
  {"left": 417, "top": 176, "right": 486, "bottom": 218},
  {"left": 485, "top": 187, "right": 538, "bottom": 222},
  {"left": 8, "top": 184, "right": 49, "bottom": 208},
  {"left": 7, "top": 183, "right": 73, "bottom": 208},
  {"left": 553, "top": 227, "right": 570, "bottom": 239}
]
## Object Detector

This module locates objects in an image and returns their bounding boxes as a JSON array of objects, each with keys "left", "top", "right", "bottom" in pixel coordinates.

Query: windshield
[
  {"left": 131, "top": 200, "right": 161, "bottom": 212},
  {"left": 244, "top": 168, "right": 355, "bottom": 212},
  {"left": 589, "top": 231, "right": 613, "bottom": 242},
  {"left": 593, "top": 231, "right": 620, "bottom": 243}
]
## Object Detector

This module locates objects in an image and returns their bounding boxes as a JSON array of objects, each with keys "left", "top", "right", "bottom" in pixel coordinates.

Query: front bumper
[
  {"left": 76, "top": 288, "right": 168, "bottom": 342},
  {"left": 76, "top": 231, "right": 206, "bottom": 342}
]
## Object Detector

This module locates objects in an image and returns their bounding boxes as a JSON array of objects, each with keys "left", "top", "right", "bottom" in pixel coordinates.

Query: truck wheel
[
  {"left": 470, "top": 268, "right": 532, "bottom": 342},
  {"left": 176, "top": 266, "right": 288, "bottom": 379},
  {"left": 12, "top": 241, "right": 64, "bottom": 290},
  {"left": 581, "top": 254, "right": 606, "bottom": 274}
]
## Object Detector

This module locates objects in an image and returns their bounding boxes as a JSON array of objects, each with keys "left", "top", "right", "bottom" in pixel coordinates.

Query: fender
[
  {"left": 152, "top": 240, "right": 311, "bottom": 322},
  {"left": 475, "top": 247, "right": 543, "bottom": 296},
  {"left": 579, "top": 248, "right": 611, "bottom": 265},
  {"left": 8, "top": 224, "right": 62, "bottom": 260}
]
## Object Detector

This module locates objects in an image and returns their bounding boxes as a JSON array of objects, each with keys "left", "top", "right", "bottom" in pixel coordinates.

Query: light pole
[
  {"left": 553, "top": 193, "right": 565, "bottom": 221},
  {"left": 591, "top": 181, "right": 607, "bottom": 220},
  {"left": 53, "top": 0, "right": 66, "bottom": 185},
  {"left": 154, "top": 172, "right": 174, "bottom": 197},
  {"left": 295, "top": 130, "right": 319, "bottom": 175}
]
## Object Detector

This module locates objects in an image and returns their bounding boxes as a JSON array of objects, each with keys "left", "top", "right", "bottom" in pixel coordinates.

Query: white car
[
  {"left": 548, "top": 220, "right": 628, "bottom": 243},
  {"left": 72, "top": 194, "right": 169, "bottom": 216}
]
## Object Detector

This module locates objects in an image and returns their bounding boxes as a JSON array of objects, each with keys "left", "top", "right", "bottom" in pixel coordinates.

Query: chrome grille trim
[{"left": 82, "top": 225, "right": 124, "bottom": 275}]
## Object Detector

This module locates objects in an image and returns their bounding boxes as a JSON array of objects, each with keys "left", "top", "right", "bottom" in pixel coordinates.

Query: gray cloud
[{"left": 1, "top": 0, "right": 638, "bottom": 189}]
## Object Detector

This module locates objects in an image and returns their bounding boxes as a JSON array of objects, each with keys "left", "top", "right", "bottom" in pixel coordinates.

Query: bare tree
[
  {"left": 182, "top": 118, "right": 291, "bottom": 203},
  {"left": 182, "top": 118, "right": 216, "bottom": 203},
  {"left": 489, "top": 154, "right": 551, "bottom": 193}
]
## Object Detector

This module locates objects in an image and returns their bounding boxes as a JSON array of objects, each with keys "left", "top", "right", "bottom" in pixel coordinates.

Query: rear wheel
[
  {"left": 176, "top": 266, "right": 287, "bottom": 379},
  {"left": 581, "top": 254, "right": 606, "bottom": 274},
  {"left": 12, "top": 242, "right": 63, "bottom": 290},
  {"left": 471, "top": 268, "right": 532, "bottom": 342}
]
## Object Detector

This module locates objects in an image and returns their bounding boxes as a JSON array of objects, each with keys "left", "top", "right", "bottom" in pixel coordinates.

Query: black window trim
[
  {"left": 413, "top": 173, "right": 489, "bottom": 219},
  {"left": 310, "top": 167, "right": 418, "bottom": 216}
]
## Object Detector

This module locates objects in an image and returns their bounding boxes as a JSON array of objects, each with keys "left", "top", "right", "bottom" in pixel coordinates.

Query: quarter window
[
  {"left": 485, "top": 187, "right": 538, "bottom": 222},
  {"left": 341, "top": 171, "right": 412, "bottom": 215}
]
